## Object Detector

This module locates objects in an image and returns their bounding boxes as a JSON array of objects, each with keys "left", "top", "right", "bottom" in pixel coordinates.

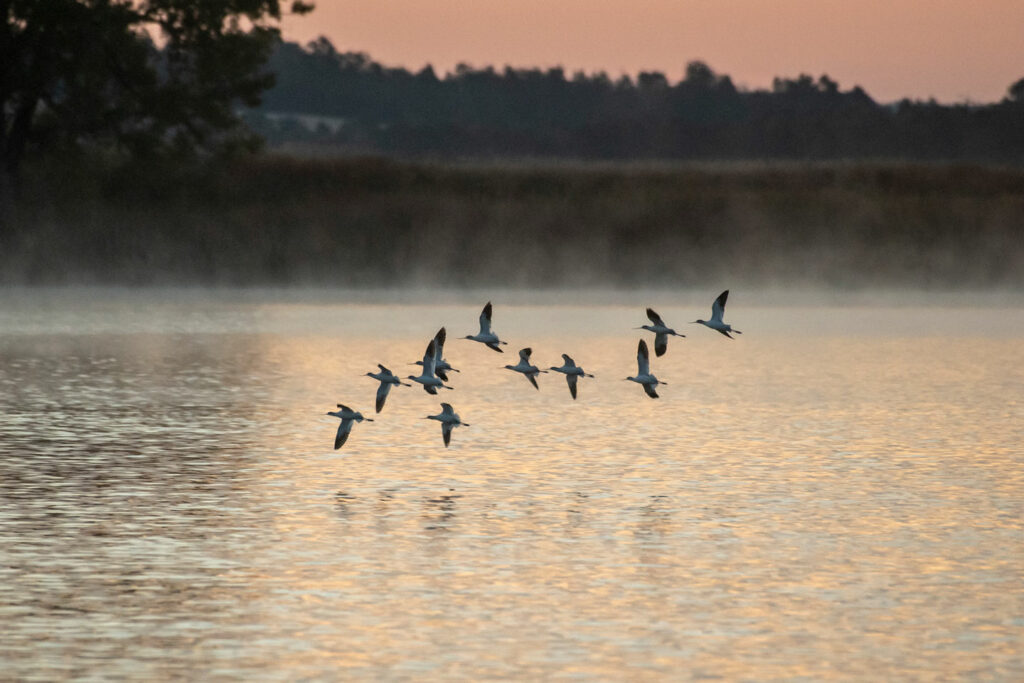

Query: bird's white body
[
  {"left": 463, "top": 301, "right": 509, "bottom": 352},
  {"left": 638, "top": 307, "right": 685, "bottom": 357},
  {"left": 425, "top": 402, "right": 470, "bottom": 447},
  {"left": 366, "top": 364, "right": 410, "bottom": 413},
  {"left": 326, "top": 404, "right": 373, "bottom": 449},
  {"left": 413, "top": 327, "right": 459, "bottom": 381},
  {"left": 626, "top": 339, "right": 664, "bottom": 399},
  {"left": 549, "top": 353, "right": 594, "bottom": 399},
  {"left": 504, "top": 347, "right": 547, "bottom": 390},
  {"left": 408, "top": 338, "right": 454, "bottom": 394},
  {"left": 693, "top": 290, "right": 742, "bottom": 339}
]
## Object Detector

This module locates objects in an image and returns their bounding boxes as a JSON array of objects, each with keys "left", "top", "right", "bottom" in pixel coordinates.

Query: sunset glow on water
[{"left": 1, "top": 291, "right": 1022, "bottom": 678}]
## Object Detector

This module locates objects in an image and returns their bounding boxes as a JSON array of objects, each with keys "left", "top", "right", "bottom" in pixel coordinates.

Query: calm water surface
[{"left": 1, "top": 290, "right": 1022, "bottom": 680}]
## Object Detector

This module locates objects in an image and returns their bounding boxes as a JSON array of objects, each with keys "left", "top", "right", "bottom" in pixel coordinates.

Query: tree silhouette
[
  {"left": 254, "top": 38, "right": 1024, "bottom": 163},
  {"left": 1008, "top": 78, "right": 1024, "bottom": 103},
  {"left": 0, "top": 0, "right": 313, "bottom": 178}
]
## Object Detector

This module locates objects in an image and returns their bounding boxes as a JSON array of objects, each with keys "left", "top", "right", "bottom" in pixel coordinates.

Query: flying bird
[
  {"left": 414, "top": 327, "right": 459, "bottom": 382},
  {"left": 326, "top": 404, "right": 373, "bottom": 449},
  {"left": 463, "top": 301, "right": 509, "bottom": 352},
  {"left": 504, "top": 347, "right": 547, "bottom": 389},
  {"left": 408, "top": 338, "right": 454, "bottom": 394},
  {"left": 637, "top": 307, "right": 685, "bottom": 357},
  {"left": 365, "top": 363, "right": 411, "bottom": 413},
  {"left": 693, "top": 290, "right": 742, "bottom": 339},
  {"left": 425, "top": 402, "right": 470, "bottom": 447},
  {"left": 626, "top": 339, "right": 664, "bottom": 399},
  {"left": 548, "top": 353, "right": 595, "bottom": 399}
]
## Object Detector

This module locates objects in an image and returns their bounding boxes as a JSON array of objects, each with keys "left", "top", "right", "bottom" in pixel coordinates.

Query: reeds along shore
[{"left": 3, "top": 156, "right": 1023, "bottom": 287}]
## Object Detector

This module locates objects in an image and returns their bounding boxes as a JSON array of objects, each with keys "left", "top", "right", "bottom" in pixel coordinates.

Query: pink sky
[{"left": 281, "top": 0, "right": 1023, "bottom": 103}]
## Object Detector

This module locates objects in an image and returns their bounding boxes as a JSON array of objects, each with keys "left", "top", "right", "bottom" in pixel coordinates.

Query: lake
[{"left": 1, "top": 289, "right": 1022, "bottom": 679}]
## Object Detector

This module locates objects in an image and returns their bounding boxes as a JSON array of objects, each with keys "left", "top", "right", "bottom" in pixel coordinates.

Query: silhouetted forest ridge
[{"left": 247, "top": 38, "right": 1024, "bottom": 162}]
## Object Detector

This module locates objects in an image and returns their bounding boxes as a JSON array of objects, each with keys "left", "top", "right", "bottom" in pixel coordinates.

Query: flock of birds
[{"left": 327, "top": 291, "right": 742, "bottom": 449}]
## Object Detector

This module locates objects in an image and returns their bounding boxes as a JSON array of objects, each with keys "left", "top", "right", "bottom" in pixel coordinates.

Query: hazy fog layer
[{"left": 5, "top": 160, "right": 1023, "bottom": 290}]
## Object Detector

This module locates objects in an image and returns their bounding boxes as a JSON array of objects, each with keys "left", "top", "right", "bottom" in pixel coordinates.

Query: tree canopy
[
  {"left": 251, "top": 38, "right": 1024, "bottom": 163},
  {"left": 0, "top": 0, "right": 313, "bottom": 177}
]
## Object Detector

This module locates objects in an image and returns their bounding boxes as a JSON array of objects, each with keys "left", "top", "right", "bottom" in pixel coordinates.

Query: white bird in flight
[
  {"left": 504, "top": 347, "right": 547, "bottom": 389},
  {"left": 626, "top": 339, "right": 664, "bottom": 399},
  {"left": 327, "top": 404, "right": 373, "bottom": 449},
  {"left": 365, "top": 363, "right": 411, "bottom": 413},
  {"left": 424, "top": 402, "right": 470, "bottom": 447},
  {"left": 693, "top": 290, "right": 742, "bottom": 339},
  {"left": 414, "top": 327, "right": 459, "bottom": 382},
  {"left": 463, "top": 301, "right": 509, "bottom": 352},
  {"left": 407, "top": 338, "right": 454, "bottom": 394},
  {"left": 548, "top": 353, "right": 595, "bottom": 399},
  {"left": 637, "top": 307, "right": 685, "bottom": 357}
]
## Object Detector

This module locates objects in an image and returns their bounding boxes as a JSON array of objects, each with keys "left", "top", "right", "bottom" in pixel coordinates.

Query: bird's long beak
[
  {"left": 462, "top": 423, "right": 471, "bottom": 427},
  {"left": 366, "top": 418, "right": 375, "bottom": 422}
]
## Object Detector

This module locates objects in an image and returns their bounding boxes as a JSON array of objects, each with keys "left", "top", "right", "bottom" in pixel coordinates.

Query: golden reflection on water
[{"left": 1, "top": 298, "right": 1022, "bottom": 679}]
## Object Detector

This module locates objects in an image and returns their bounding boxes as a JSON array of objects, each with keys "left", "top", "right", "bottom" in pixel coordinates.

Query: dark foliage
[
  {"left": 251, "top": 38, "right": 1024, "bottom": 163},
  {"left": 0, "top": 0, "right": 313, "bottom": 178}
]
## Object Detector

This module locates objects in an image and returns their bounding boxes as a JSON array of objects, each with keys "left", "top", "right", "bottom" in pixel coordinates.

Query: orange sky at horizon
[{"left": 281, "top": 0, "right": 1023, "bottom": 103}]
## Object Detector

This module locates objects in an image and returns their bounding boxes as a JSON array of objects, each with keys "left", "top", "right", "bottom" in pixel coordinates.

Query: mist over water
[
  {"left": 1, "top": 289, "right": 1022, "bottom": 679},
  {"left": 6, "top": 161, "right": 1024, "bottom": 290}
]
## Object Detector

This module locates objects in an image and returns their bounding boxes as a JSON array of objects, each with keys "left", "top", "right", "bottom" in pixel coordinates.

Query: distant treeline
[
  {"left": 4, "top": 157, "right": 1022, "bottom": 287},
  {"left": 247, "top": 38, "right": 1024, "bottom": 162}
]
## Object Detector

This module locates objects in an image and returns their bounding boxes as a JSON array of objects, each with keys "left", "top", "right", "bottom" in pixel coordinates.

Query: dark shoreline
[{"left": 4, "top": 156, "right": 1023, "bottom": 288}]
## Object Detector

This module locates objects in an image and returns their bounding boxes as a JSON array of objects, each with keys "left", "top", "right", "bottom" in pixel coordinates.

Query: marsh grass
[{"left": 4, "top": 156, "right": 1023, "bottom": 287}]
